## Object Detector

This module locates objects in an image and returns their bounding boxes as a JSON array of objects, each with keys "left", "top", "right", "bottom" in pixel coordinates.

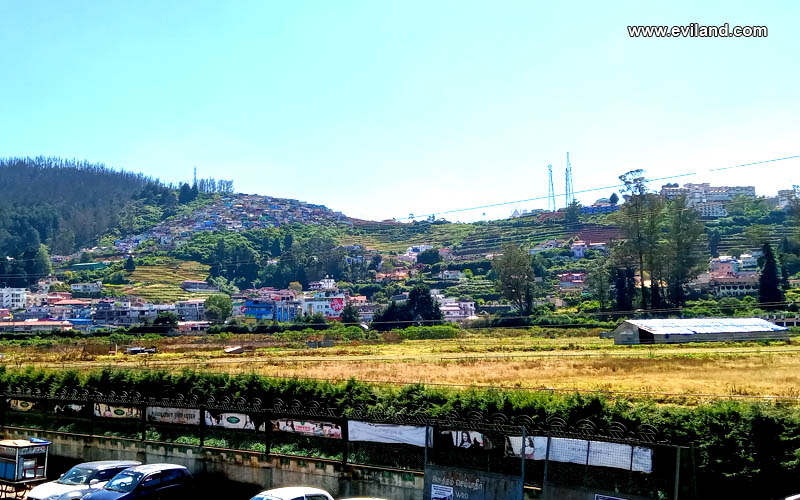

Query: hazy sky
[{"left": 1, "top": 0, "right": 798, "bottom": 221}]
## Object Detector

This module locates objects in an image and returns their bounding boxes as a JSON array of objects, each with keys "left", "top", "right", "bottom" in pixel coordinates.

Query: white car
[
  {"left": 28, "top": 460, "right": 141, "bottom": 500},
  {"left": 249, "top": 486, "right": 334, "bottom": 500}
]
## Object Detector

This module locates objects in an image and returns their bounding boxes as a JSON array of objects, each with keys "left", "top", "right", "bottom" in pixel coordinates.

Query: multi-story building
[
  {"left": 660, "top": 183, "right": 756, "bottom": 207},
  {"left": 696, "top": 202, "right": 728, "bottom": 218},
  {"left": 176, "top": 299, "right": 206, "bottom": 321},
  {"left": 0, "top": 288, "right": 27, "bottom": 310},
  {"left": 710, "top": 272, "right": 760, "bottom": 297},
  {"left": 242, "top": 298, "right": 301, "bottom": 323},
  {"left": 710, "top": 256, "right": 740, "bottom": 274},
  {"left": 70, "top": 282, "right": 103, "bottom": 294}
]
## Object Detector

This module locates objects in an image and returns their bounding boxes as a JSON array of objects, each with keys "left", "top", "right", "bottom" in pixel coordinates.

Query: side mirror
[
  {"left": 89, "top": 479, "right": 100, "bottom": 486},
  {"left": 59, "top": 473, "right": 64, "bottom": 478}
]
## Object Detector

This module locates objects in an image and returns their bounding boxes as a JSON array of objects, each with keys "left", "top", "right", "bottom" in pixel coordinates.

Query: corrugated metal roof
[{"left": 624, "top": 318, "right": 788, "bottom": 335}]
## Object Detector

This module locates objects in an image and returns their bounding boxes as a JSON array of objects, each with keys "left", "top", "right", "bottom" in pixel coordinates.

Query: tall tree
[
  {"left": 609, "top": 192, "right": 619, "bottom": 205},
  {"left": 270, "top": 238, "right": 282, "bottom": 258},
  {"left": 758, "top": 243, "right": 784, "bottom": 307},
  {"left": 492, "top": 244, "right": 536, "bottom": 314},
  {"left": 340, "top": 303, "right": 361, "bottom": 325},
  {"left": 586, "top": 260, "right": 612, "bottom": 310},
  {"left": 617, "top": 170, "right": 650, "bottom": 309},
  {"left": 406, "top": 284, "right": 443, "bottom": 324},
  {"left": 124, "top": 255, "right": 136, "bottom": 272},
  {"left": 204, "top": 294, "right": 233, "bottom": 323},
  {"left": 708, "top": 228, "right": 722, "bottom": 258},
  {"left": 178, "top": 183, "right": 193, "bottom": 204},
  {"left": 663, "top": 196, "right": 705, "bottom": 307}
]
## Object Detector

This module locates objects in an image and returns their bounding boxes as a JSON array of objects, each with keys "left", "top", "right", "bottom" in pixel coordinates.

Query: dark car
[{"left": 83, "top": 464, "right": 192, "bottom": 500}]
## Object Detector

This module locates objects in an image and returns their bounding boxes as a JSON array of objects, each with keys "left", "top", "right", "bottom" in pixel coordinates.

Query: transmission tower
[
  {"left": 193, "top": 166, "right": 197, "bottom": 186},
  {"left": 564, "top": 152, "right": 574, "bottom": 207},
  {"left": 547, "top": 164, "right": 556, "bottom": 212}
]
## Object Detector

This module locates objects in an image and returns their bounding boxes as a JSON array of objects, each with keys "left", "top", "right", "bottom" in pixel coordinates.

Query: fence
[{"left": 0, "top": 388, "right": 694, "bottom": 499}]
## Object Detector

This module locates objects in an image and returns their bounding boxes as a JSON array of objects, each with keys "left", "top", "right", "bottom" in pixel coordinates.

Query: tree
[
  {"left": 663, "top": 196, "right": 705, "bottom": 307},
  {"left": 178, "top": 183, "right": 193, "bottom": 204},
  {"left": 609, "top": 192, "right": 619, "bottom": 205},
  {"left": 124, "top": 256, "right": 136, "bottom": 272},
  {"left": 492, "top": 244, "right": 536, "bottom": 314},
  {"left": 417, "top": 248, "right": 441, "bottom": 265},
  {"left": 340, "top": 303, "right": 361, "bottom": 325},
  {"left": 406, "top": 284, "right": 443, "bottom": 324},
  {"left": 586, "top": 260, "right": 612, "bottom": 310},
  {"left": 744, "top": 225, "right": 769, "bottom": 248},
  {"left": 708, "top": 228, "right": 722, "bottom": 258},
  {"left": 617, "top": 170, "right": 650, "bottom": 309},
  {"left": 154, "top": 311, "right": 178, "bottom": 331},
  {"left": 270, "top": 238, "right": 282, "bottom": 258},
  {"left": 288, "top": 281, "right": 303, "bottom": 293},
  {"left": 283, "top": 233, "right": 294, "bottom": 251},
  {"left": 79, "top": 252, "right": 93, "bottom": 263},
  {"left": 759, "top": 243, "right": 784, "bottom": 307},
  {"left": 204, "top": 294, "right": 233, "bottom": 323},
  {"left": 190, "top": 182, "right": 199, "bottom": 200}
]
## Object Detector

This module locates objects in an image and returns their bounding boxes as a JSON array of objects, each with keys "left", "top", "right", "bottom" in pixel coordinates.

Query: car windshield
[
  {"left": 104, "top": 471, "right": 143, "bottom": 492},
  {"left": 57, "top": 467, "right": 97, "bottom": 485}
]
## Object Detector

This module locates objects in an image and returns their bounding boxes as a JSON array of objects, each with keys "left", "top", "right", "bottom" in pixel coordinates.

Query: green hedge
[{"left": 1, "top": 367, "right": 798, "bottom": 499}]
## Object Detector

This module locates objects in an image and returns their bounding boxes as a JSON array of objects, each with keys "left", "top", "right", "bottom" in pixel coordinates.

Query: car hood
[
  {"left": 28, "top": 482, "right": 96, "bottom": 500},
  {"left": 83, "top": 489, "right": 128, "bottom": 500}
]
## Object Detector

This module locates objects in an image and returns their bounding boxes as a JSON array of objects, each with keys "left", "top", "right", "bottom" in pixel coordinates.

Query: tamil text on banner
[
  {"left": 348, "top": 421, "right": 427, "bottom": 447},
  {"left": 146, "top": 407, "right": 202, "bottom": 425},
  {"left": 271, "top": 419, "right": 342, "bottom": 439}
]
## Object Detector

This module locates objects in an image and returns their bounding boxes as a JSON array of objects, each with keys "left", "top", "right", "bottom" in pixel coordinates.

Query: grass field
[
  {"left": 10, "top": 329, "right": 800, "bottom": 401},
  {"left": 115, "top": 258, "right": 212, "bottom": 302}
]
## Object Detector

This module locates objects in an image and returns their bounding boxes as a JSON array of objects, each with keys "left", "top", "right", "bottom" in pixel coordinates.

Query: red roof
[{"left": 53, "top": 299, "right": 90, "bottom": 306}]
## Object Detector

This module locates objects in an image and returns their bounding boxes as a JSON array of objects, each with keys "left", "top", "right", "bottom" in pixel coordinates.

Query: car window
[
  {"left": 105, "top": 471, "right": 143, "bottom": 493},
  {"left": 306, "top": 496, "right": 330, "bottom": 500},
  {"left": 58, "top": 467, "right": 96, "bottom": 485},
  {"left": 93, "top": 468, "right": 122, "bottom": 481},
  {"left": 140, "top": 473, "right": 161, "bottom": 489},
  {"left": 290, "top": 497, "right": 304, "bottom": 500},
  {"left": 160, "top": 469, "right": 181, "bottom": 485}
]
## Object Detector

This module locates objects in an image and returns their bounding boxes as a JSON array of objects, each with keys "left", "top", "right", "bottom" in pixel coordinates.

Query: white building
[
  {"left": 438, "top": 270, "right": 463, "bottom": 280},
  {"left": 0, "top": 288, "right": 27, "bottom": 310},
  {"left": 300, "top": 291, "right": 346, "bottom": 319},
  {"left": 70, "top": 282, "right": 103, "bottom": 294},
  {"left": 696, "top": 202, "right": 728, "bottom": 218},
  {"left": 571, "top": 240, "right": 587, "bottom": 258},
  {"left": 739, "top": 253, "right": 758, "bottom": 269}
]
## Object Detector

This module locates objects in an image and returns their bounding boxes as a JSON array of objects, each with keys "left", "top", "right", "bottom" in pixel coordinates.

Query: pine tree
[
  {"left": 125, "top": 256, "right": 136, "bottom": 272},
  {"left": 759, "top": 243, "right": 784, "bottom": 307}
]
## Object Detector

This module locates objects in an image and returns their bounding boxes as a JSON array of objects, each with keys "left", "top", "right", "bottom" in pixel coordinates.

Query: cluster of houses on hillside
[{"left": 108, "top": 194, "right": 348, "bottom": 254}]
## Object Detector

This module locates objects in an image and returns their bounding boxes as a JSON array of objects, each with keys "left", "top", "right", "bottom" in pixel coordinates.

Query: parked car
[
  {"left": 82, "top": 464, "right": 192, "bottom": 500},
  {"left": 28, "top": 461, "right": 141, "bottom": 500},
  {"left": 249, "top": 487, "right": 334, "bottom": 500},
  {"left": 124, "top": 347, "right": 156, "bottom": 355}
]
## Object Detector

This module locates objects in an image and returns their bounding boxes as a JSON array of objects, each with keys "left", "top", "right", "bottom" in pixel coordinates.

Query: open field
[{"left": 6, "top": 330, "right": 800, "bottom": 401}]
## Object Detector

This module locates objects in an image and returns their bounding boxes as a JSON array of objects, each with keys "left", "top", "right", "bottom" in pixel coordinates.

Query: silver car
[{"left": 28, "top": 460, "right": 141, "bottom": 500}]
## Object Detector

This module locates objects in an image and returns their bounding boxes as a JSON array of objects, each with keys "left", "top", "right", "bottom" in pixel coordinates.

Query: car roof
[
  {"left": 126, "top": 464, "right": 188, "bottom": 474},
  {"left": 257, "top": 487, "right": 332, "bottom": 497},
  {"left": 77, "top": 461, "right": 142, "bottom": 470}
]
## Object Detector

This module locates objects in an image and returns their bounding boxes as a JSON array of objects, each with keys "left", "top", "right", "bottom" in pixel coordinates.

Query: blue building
[
  {"left": 243, "top": 299, "right": 300, "bottom": 323},
  {"left": 580, "top": 204, "right": 620, "bottom": 215}
]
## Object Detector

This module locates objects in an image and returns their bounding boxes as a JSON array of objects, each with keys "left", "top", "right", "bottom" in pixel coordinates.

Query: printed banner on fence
[
  {"left": 504, "top": 436, "right": 652, "bottom": 473},
  {"left": 7, "top": 399, "right": 35, "bottom": 412},
  {"left": 271, "top": 419, "right": 342, "bottom": 439},
  {"left": 348, "top": 421, "right": 427, "bottom": 447},
  {"left": 146, "top": 407, "right": 201, "bottom": 425},
  {"left": 53, "top": 404, "right": 85, "bottom": 415},
  {"left": 94, "top": 403, "right": 142, "bottom": 419},
  {"left": 443, "top": 430, "right": 486, "bottom": 449},
  {"left": 505, "top": 435, "right": 548, "bottom": 459},
  {"left": 205, "top": 412, "right": 265, "bottom": 431}
]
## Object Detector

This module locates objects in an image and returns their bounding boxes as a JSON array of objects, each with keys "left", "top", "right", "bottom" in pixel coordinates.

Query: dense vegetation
[{"left": 1, "top": 367, "right": 798, "bottom": 499}]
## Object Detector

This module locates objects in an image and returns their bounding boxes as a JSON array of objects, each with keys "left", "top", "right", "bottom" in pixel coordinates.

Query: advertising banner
[
  {"left": 7, "top": 399, "right": 35, "bottom": 412},
  {"left": 504, "top": 436, "right": 652, "bottom": 473},
  {"left": 94, "top": 404, "right": 142, "bottom": 419},
  {"left": 53, "top": 404, "right": 85, "bottom": 415},
  {"left": 348, "top": 421, "right": 427, "bottom": 447},
  {"left": 146, "top": 407, "right": 201, "bottom": 425},
  {"left": 505, "top": 435, "right": 548, "bottom": 459},
  {"left": 271, "top": 419, "right": 342, "bottom": 439},
  {"left": 205, "top": 412, "right": 265, "bottom": 431},
  {"left": 423, "top": 465, "right": 523, "bottom": 500},
  {"left": 443, "top": 430, "right": 486, "bottom": 450}
]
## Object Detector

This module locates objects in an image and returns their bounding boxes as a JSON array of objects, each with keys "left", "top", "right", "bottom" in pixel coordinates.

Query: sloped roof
[{"left": 623, "top": 318, "right": 787, "bottom": 335}]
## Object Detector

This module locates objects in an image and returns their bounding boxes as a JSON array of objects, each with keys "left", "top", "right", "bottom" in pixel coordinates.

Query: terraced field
[{"left": 116, "top": 258, "right": 212, "bottom": 303}]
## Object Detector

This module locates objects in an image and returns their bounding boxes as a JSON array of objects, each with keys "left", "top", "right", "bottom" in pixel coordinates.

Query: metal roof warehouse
[{"left": 611, "top": 318, "right": 789, "bottom": 345}]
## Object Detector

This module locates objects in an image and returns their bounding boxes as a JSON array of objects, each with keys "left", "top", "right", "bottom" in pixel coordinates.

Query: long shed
[{"left": 611, "top": 318, "right": 789, "bottom": 345}]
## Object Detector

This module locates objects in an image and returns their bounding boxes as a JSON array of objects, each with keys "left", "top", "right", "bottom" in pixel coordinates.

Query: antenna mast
[
  {"left": 193, "top": 166, "right": 197, "bottom": 186},
  {"left": 565, "top": 152, "right": 574, "bottom": 207},
  {"left": 547, "top": 164, "right": 556, "bottom": 212}
]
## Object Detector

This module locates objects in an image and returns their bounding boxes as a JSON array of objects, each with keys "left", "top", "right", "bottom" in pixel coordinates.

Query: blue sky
[{"left": 1, "top": 0, "right": 798, "bottom": 221}]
